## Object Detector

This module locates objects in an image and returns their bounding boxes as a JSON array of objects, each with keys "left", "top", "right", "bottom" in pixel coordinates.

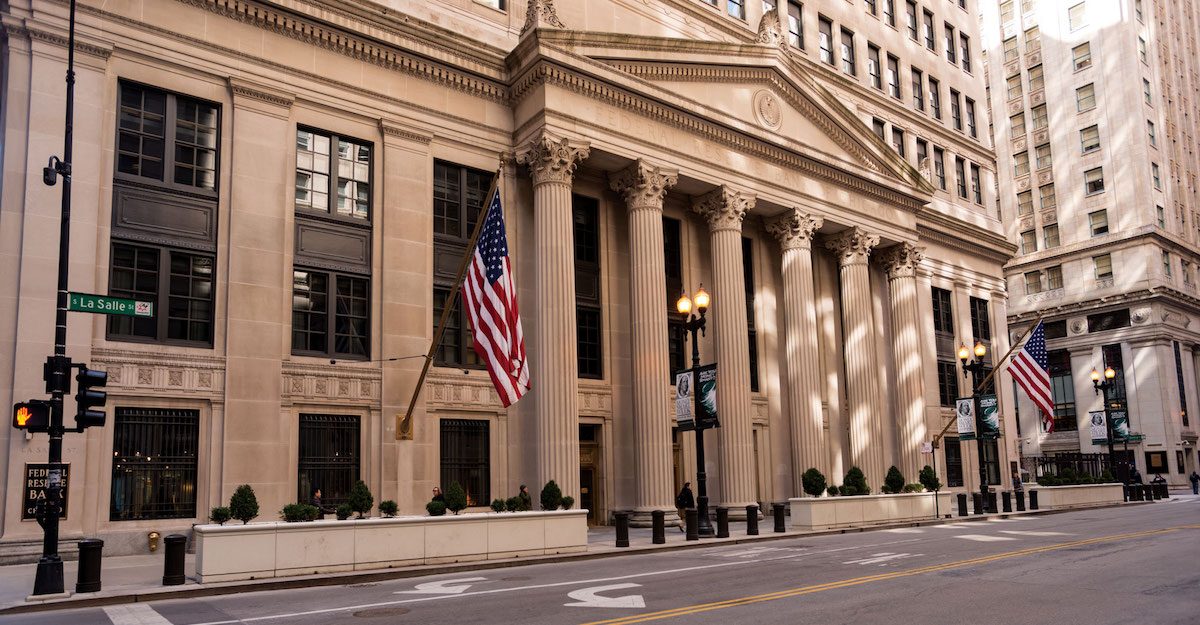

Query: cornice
[
  {"left": 379, "top": 119, "right": 434, "bottom": 145},
  {"left": 916, "top": 207, "right": 1015, "bottom": 265},
  {"left": 228, "top": 78, "right": 295, "bottom": 109},
  {"left": 2, "top": 20, "right": 113, "bottom": 59}
]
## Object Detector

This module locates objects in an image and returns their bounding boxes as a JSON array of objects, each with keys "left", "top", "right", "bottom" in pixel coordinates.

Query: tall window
[
  {"left": 1151, "top": 163, "right": 1161, "bottom": 190},
  {"left": 574, "top": 195, "right": 603, "bottom": 379},
  {"left": 868, "top": 44, "right": 882, "bottom": 89},
  {"left": 912, "top": 68, "right": 924, "bottom": 111},
  {"left": 915, "top": 138, "right": 929, "bottom": 171},
  {"left": 969, "top": 296, "right": 990, "bottom": 344},
  {"left": 117, "top": 82, "right": 218, "bottom": 192},
  {"left": 1025, "top": 270, "right": 1044, "bottom": 294},
  {"left": 887, "top": 54, "right": 901, "bottom": 99},
  {"left": 981, "top": 439, "right": 1001, "bottom": 485},
  {"left": 298, "top": 414, "right": 360, "bottom": 507},
  {"left": 1031, "top": 104, "right": 1047, "bottom": 131},
  {"left": 1046, "top": 265, "right": 1063, "bottom": 289},
  {"left": 922, "top": 9, "right": 934, "bottom": 50},
  {"left": 1035, "top": 143, "right": 1052, "bottom": 170},
  {"left": 865, "top": 0, "right": 877, "bottom": 15},
  {"left": 944, "top": 23, "right": 957, "bottom": 62},
  {"left": 965, "top": 98, "right": 977, "bottom": 137},
  {"left": 955, "top": 156, "right": 967, "bottom": 198},
  {"left": 1017, "top": 190, "right": 1033, "bottom": 216},
  {"left": 292, "top": 269, "right": 370, "bottom": 358},
  {"left": 959, "top": 34, "right": 971, "bottom": 72},
  {"left": 1010, "top": 112, "right": 1026, "bottom": 136},
  {"left": 1093, "top": 253, "right": 1113, "bottom": 279},
  {"left": 938, "top": 362, "right": 959, "bottom": 407},
  {"left": 1089, "top": 209, "right": 1109, "bottom": 236},
  {"left": 892, "top": 127, "right": 906, "bottom": 157},
  {"left": 932, "top": 287, "right": 954, "bottom": 335},
  {"left": 110, "top": 408, "right": 199, "bottom": 521},
  {"left": 819, "top": 16, "right": 834, "bottom": 65},
  {"left": 872, "top": 118, "right": 886, "bottom": 140},
  {"left": 1003, "top": 37, "right": 1019, "bottom": 63},
  {"left": 433, "top": 162, "right": 493, "bottom": 367},
  {"left": 1043, "top": 224, "right": 1060, "bottom": 248},
  {"left": 743, "top": 237, "right": 760, "bottom": 393},
  {"left": 840, "top": 28, "right": 857, "bottom": 75},
  {"left": 1067, "top": 2, "right": 1087, "bottom": 30},
  {"left": 296, "top": 129, "right": 371, "bottom": 221},
  {"left": 905, "top": 0, "right": 918, "bottom": 40},
  {"left": 787, "top": 1, "right": 803, "bottom": 48},
  {"left": 1138, "top": 37, "right": 1147, "bottom": 64},
  {"left": 950, "top": 89, "right": 962, "bottom": 130},
  {"left": 108, "top": 245, "right": 214, "bottom": 345},
  {"left": 928, "top": 76, "right": 941, "bottom": 118},
  {"left": 664, "top": 218, "right": 687, "bottom": 379},
  {"left": 1013, "top": 151, "right": 1030, "bottom": 178},
  {"left": 728, "top": 0, "right": 747, "bottom": 19},
  {"left": 934, "top": 287, "right": 956, "bottom": 407},
  {"left": 1024, "top": 26, "right": 1040, "bottom": 52},
  {"left": 1147, "top": 120, "right": 1156, "bottom": 147},
  {"left": 945, "top": 437, "right": 965, "bottom": 487},
  {"left": 1028, "top": 65, "right": 1044, "bottom": 93},
  {"left": 883, "top": 0, "right": 895, "bottom": 26},
  {"left": 970, "top": 164, "right": 982, "bottom": 203},
  {"left": 1047, "top": 350, "right": 1077, "bottom": 431},
  {"left": 1039, "top": 184, "right": 1057, "bottom": 211},
  {"left": 933, "top": 146, "right": 946, "bottom": 190},
  {"left": 1142, "top": 79, "right": 1152, "bottom": 105},
  {"left": 440, "top": 419, "right": 490, "bottom": 506},
  {"left": 1020, "top": 230, "right": 1036, "bottom": 254}
]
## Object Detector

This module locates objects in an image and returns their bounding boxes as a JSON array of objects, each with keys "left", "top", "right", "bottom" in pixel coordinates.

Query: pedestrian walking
[
  {"left": 431, "top": 487, "right": 445, "bottom": 503},
  {"left": 675, "top": 482, "right": 695, "bottom": 532},
  {"left": 1189, "top": 471, "right": 1199, "bottom": 495},
  {"left": 1012, "top": 470, "right": 1023, "bottom": 493},
  {"left": 517, "top": 484, "right": 532, "bottom": 511},
  {"left": 1130, "top": 467, "right": 1143, "bottom": 485}
]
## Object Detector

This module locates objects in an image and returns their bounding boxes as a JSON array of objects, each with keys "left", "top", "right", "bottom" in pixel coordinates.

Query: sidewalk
[{"left": 0, "top": 500, "right": 1153, "bottom": 615}]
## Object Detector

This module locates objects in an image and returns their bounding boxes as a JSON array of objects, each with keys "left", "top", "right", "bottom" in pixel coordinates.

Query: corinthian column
[
  {"left": 517, "top": 131, "right": 590, "bottom": 501},
  {"left": 766, "top": 209, "right": 825, "bottom": 495},
  {"left": 826, "top": 228, "right": 884, "bottom": 492},
  {"left": 691, "top": 186, "right": 757, "bottom": 510},
  {"left": 880, "top": 243, "right": 927, "bottom": 483},
  {"left": 609, "top": 161, "right": 678, "bottom": 522}
]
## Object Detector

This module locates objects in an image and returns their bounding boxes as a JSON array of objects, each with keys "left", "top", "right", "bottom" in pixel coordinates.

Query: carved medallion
[{"left": 753, "top": 90, "right": 783, "bottom": 130}]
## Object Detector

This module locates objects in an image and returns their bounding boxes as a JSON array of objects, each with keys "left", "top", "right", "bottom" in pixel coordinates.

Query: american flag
[
  {"left": 461, "top": 188, "right": 529, "bottom": 407},
  {"left": 1009, "top": 321, "right": 1055, "bottom": 432}
]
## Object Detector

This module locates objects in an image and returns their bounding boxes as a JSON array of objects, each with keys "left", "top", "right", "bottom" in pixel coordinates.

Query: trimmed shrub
[
  {"left": 491, "top": 499, "right": 506, "bottom": 513},
  {"left": 348, "top": 480, "right": 374, "bottom": 519},
  {"left": 1099, "top": 470, "right": 1116, "bottom": 483},
  {"left": 918, "top": 465, "right": 942, "bottom": 492},
  {"left": 540, "top": 480, "right": 563, "bottom": 511},
  {"left": 444, "top": 482, "right": 468, "bottom": 515},
  {"left": 505, "top": 496, "right": 520, "bottom": 512},
  {"left": 561, "top": 496, "right": 575, "bottom": 510},
  {"left": 281, "top": 503, "right": 317, "bottom": 522},
  {"left": 801, "top": 468, "right": 827, "bottom": 498},
  {"left": 827, "top": 485, "right": 840, "bottom": 497},
  {"left": 843, "top": 467, "right": 870, "bottom": 496},
  {"left": 883, "top": 466, "right": 906, "bottom": 495},
  {"left": 426, "top": 500, "right": 447, "bottom": 516},
  {"left": 379, "top": 500, "right": 398, "bottom": 517},
  {"left": 336, "top": 503, "right": 353, "bottom": 520},
  {"left": 230, "top": 484, "right": 259, "bottom": 524},
  {"left": 209, "top": 506, "right": 232, "bottom": 526},
  {"left": 902, "top": 483, "right": 924, "bottom": 493},
  {"left": 1039, "top": 476, "right": 1060, "bottom": 486}
]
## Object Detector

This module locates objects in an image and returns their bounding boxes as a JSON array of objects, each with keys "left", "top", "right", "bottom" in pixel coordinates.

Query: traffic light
[
  {"left": 74, "top": 367, "right": 107, "bottom": 429},
  {"left": 13, "top": 401, "right": 51, "bottom": 433}
]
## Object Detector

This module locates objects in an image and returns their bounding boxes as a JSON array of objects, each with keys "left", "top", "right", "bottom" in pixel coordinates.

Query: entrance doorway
[{"left": 579, "top": 424, "right": 602, "bottom": 525}]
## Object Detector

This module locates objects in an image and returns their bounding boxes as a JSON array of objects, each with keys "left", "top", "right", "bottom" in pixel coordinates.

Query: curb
[{"left": 0, "top": 500, "right": 1151, "bottom": 615}]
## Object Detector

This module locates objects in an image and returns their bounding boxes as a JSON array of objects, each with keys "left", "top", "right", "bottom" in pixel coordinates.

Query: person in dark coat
[
  {"left": 431, "top": 487, "right": 445, "bottom": 503},
  {"left": 1129, "top": 467, "right": 1144, "bottom": 485},
  {"left": 675, "top": 482, "right": 695, "bottom": 532},
  {"left": 517, "top": 484, "right": 532, "bottom": 511},
  {"left": 1189, "top": 471, "right": 1199, "bottom": 495}
]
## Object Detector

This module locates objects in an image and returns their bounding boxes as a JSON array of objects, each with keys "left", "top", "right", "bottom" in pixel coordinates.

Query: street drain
[{"left": 352, "top": 607, "right": 410, "bottom": 618}]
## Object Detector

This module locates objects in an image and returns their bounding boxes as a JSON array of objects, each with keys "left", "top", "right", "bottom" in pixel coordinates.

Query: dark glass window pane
[
  {"left": 938, "top": 361, "right": 959, "bottom": 406},
  {"left": 433, "top": 162, "right": 493, "bottom": 368},
  {"left": 1048, "top": 349, "right": 1077, "bottom": 431},
  {"left": 116, "top": 84, "right": 166, "bottom": 181},
  {"left": 292, "top": 270, "right": 329, "bottom": 353},
  {"left": 298, "top": 414, "right": 360, "bottom": 507},
  {"left": 109, "top": 408, "right": 198, "bottom": 521},
  {"left": 108, "top": 243, "right": 159, "bottom": 339},
  {"left": 932, "top": 287, "right": 954, "bottom": 334},
  {"left": 167, "top": 253, "right": 213, "bottom": 344},
  {"left": 577, "top": 307, "right": 603, "bottom": 379},
  {"left": 945, "top": 437, "right": 964, "bottom": 487},
  {"left": 969, "top": 297, "right": 991, "bottom": 342},
  {"left": 173, "top": 98, "right": 218, "bottom": 190},
  {"left": 335, "top": 275, "right": 370, "bottom": 357},
  {"left": 440, "top": 419, "right": 490, "bottom": 506}
]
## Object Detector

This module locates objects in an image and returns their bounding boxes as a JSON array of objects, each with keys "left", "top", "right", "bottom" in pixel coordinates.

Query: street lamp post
[
  {"left": 1091, "top": 366, "right": 1118, "bottom": 480},
  {"left": 677, "top": 286, "right": 714, "bottom": 537},
  {"left": 958, "top": 341, "right": 992, "bottom": 513}
]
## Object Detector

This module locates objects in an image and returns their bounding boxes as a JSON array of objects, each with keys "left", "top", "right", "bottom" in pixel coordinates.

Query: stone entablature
[
  {"left": 281, "top": 361, "right": 381, "bottom": 407},
  {"left": 92, "top": 348, "right": 225, "bottom": 400}
]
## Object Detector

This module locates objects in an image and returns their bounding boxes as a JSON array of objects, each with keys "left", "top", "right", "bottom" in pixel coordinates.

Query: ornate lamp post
[
  {"left": 1091, "top": 366, "right": 1119, "bottom": 479},
  {"left": 677, "top": 286, "right": 714, "bottom": 537},
  {"left": 958, "top": 341, "right": 992, "bottom": 512}
]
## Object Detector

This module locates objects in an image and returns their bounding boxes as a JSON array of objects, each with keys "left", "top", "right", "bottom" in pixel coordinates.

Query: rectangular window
[
  {"left": 819, "top": 16, "right": 834, "bottom": 65},
  {"left": 928, "top": 76, "right": 941, "bottom": 118},
  {"left": 1088, "top": 310, "right": 1129, "bottom": 333},
  {"left": 970, "top": 164, "right": 982, "bottom": 203},
  {"left": 787, "top": 1, "right": 804, "bottom": 48},
  {"left": 1003, "top": 37, "right": 1018, "bottom": 63},
  {"left": 1025, "top": 270, "right": 1044, "bottom": 294},
  {"left": 999, "top": 0, "right": 1014, "bottom": 24},
  {"left": 945, "top": 437, "right": 965, "bottom": 487},
  {"left": 1046, "top": 265, "right": 1063, "bottom": 289},
  {"left": 1183, "top": 261, "right": 1193, "bottom": 285},
  {"left": 980, "top": 439, "right": 1001, "bottom": 485},
  {"left": 1163, "top": 251, "right": 1172, "bottom": 277},
  {"left": 915, "top": 138, "right": 929, "bottom": 170},
  {"left": 1076, "top": 83, "right": 1096, "bottom": 111},
  {"left": 728, "top": 0, "right": 746, "bottom": 20},
  {"left": 1147, "top": 120, "right": 1156, "bottom": 147},
  {"left": 1080, "top": 125, "right": 1100, "bottom": 153},
  {"left": 1025, "top": 26, "right": 1040, "bottom": 51},
  {"left": 1044, "top": 320, "right": 1068, "bottom": 339},
  {"left": 945, "top": 24, "right": 956, "bottom": 62},
  {"left": 905, "top": 1, "right": 918, "bottom": 40},
  {"left": 970, "top": 296, "right": 991, "bottom": 343},
  {"left": 433, "top": 162, "right": 493, "bottom": 367},
  {"left": 1017, "top": 190, "right": 1033, "bottom": 216},
  {"left": 951, "top": 89, "right": 962, "bottom": 129},
  {"left": 883, "top": 0, "right": 896, "bottom": 26},
  {"left": 960, "top": 34, "right": 971, "bottom": 72},
  {"left": 840, "top": 28, "right": 856, "bottom": 75},
  {"left": 1151, "top": 163, "right": 1161, "bottom": 189},
  {"left": 1156, "top": 205, "right": 1165, "bottom": 228},
  {"left": 1044, "top": 224, "right": 1060, "bottom": 248},
  {"left": 1035, "top": 143, "right": 1052, "bottom": 170},
  {"left": 296, "top": 129, "right": 371, "bottom": 220},
  {"left": 440, "top": 419, "right": 490, "bottom": 506},
  {"left": 1039, "top": 184, "right": 1057, "bottom": 210},
  {"left": 574, "top": 195, "right": 603, "bottom": 379},
  {"left": 1031, "top": 104, "right": 1047, "bottom": 131},
  {"left": 912, "top": 68, "right": 924, "bottom": 110},
  {"left": 1072, "top": 42, "right": 1092, "bottom": 70},
  {"left": 887, "top": 54, "right": 901, "bottom": 99},
  {"left": 865, "top": 0, "right": 877, "bottom": 16},
  {"left": 1084, "top": 167, "right": 1105, "bottom": 194},
  {"left": 1094, "top": 254, "right": 1113, "bottom": 279},
  {"left": 1145, "top": 451, "right": 1168, "bottom": 474},
  {"left": 1014, "top": 151, "right": 1030, "bottom": 177},
  {"left": 933, "top": 146, "right": 946, "bottom": 189},
  {"left": 1006, "top": 75, "right": 1023, "bottom": 101},
  {"left": 743, "top": 237, "right": 759, "bottom": 393},
  {"left": 1089, "top": 209, "right": 1109, "bottom": 236},
  {"left": 1135, "top": 0, "right": 1143, "bottom": 21},
  {"left": 110, "top": 408, "right": 199, "bottom": 521},
  {"left": 938, "top": 362, "right": 959, "bottom": 407},
  {"left": 872, "top": 118, "right": 886, "bottom": 140},
  {"left": 1020, "top": 229, "right": 1037, "bottom": 254},
  {"left": 867, "top": 44, "right": 882, "bottom": 89},
  {"left": 931, "top": 287, "right": 954, "bottom": 334},
  {"left": 108, "top": 243, "right": 214, "bottom": 346},
  {"left": 922, "top": 9, "right": 935, "bottom": 50},
  {"left": 955, "top": 157, "right": 967, "bottom": 198},
  {"left": 965, "top": 98, "right": 977, "bottom": 137},
  {"left": 1010, "top": 112, "right": 1026, "bottom": 136},
  {"left": 298, "top": 414, "right": 360, "bottom": 507},
  {"left": 1138, "top": 37, "right": 1147, "bottom": 64},
  {"left": 1048, "top": 350, "right": 1077, "bottom": 431},
  {"left": 292, "top": 269, "right": 370, "bottom": 358},
  {"left": 1028, "top": 64, "right": 1044, "bottom": 92},
  {"left": 1068, "top": 2, "right": 1087, "bottom": 30},
  {"left": 117, "top": 82, "right": 218, "bottom": 192},
  {"left": 1143, "top": 79, "right": 1152, "bottom": 105}
]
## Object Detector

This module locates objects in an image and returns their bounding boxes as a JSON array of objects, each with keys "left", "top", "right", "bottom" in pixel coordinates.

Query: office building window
[
  {"left": 1006, "top": 74, "right": 1023, "bottom": 102},
  {"left": 1003, "top": 37, "right": 1018, "bottom": 63},
  {"left": 1156, "top": 205, "right": 1165, "bottom": 228},
  {"left": 440, "top": 419, "right": 490, "bottom": 506},
  {"left": 107, "top": 244, "right": 214, "bottom": 346},
  {"left": 117, "top": 83, "right": 218, "bottom": 192},
  {"left": 981, "top": 439, "right": 1001, "bottom": 485},
  {"left": 1163, "top": 251, "right": 1172, "bottom": 277},
  {"left": 1138, "top": 37, "right": 1147, "bottom": 64},
  {"left": 433, "top": 162, "right": 492, "bottom": 367},
  {"left": 1089, "top": 209, "right": 1109, "bottom": 236},
  {"left": 951, "top": 89, "right": 963, "bottom": 129},
  {"left": 912, "top": 68, "right": 924, "bottom": 110},
  {"left": 1067, "top": 2, "right": 1087, "bottom": 30},
  {"left": 1076, "top": 83, "right": 1096, "bottom": 111},
  {"left": 999, "top": 0, "right": 1014, "bottom": 24},
  {"left": 965, "top": 98, "right": 977, "bottom": 137},
  {"left": 1010, "top": 112, "right": 1026, "bottom": 136},
  {"left": 819, "top": 16, "right": 834, "bottom": 65},
  {"left": 905, "top": 0, "right": 917, "bottom": 40},
  {"left": 1039, "top": 184, "right": 1057, "bottom": 210},
  {"left": 969, "top": 296, "right": 991, "bottom": 344},
  {"left": 1084, "top": 167, "right": 1104, "bottom": 194},
  {"left": 959, "top": 34, "right": 971, "bottom": 72},
  {"left": 867, "top": 44, "right": 882, "bottom": 89},
  {"left": 915, "top": 138, "right": 928, "bottom": 170},
  {"left": 883, "top": 0, "right": 896, "bottom": 26},
  {"left": 292, "top": 269, "right": 369, "bottom": 358},
  {"left": 1142, "top": 79, "right": 1151, "bottom": 105},
  {"left": 787, "top": 1, "right": 804, "bottom": 48},
  {"left": 945, "top": 24, "right": 956, "bottom": 62},
  {"left": 728, "top": 0, "right": 746, "bottom": 19},
  {"left": 955, "top": 157, "right": 967, "bottom": 198},
  {"left": 970, "top": 164, "right": 982, "bottom": 203},
  {"left": 574, "top": 195, "right": 603, "bottom": 379},
  {"left": 1028, "top": 64, "right": 1044, "bottom": 92},
  {"left": 1025, "top": 26, "right": 1040, "bottom": 51},
  {"left": 932, "top": 286, "right": 954, "bottom": 334},
  {"left": 110, "top": 408, "right": 199, "bottom": 521},
  {"left": 1147, "top": 121, "right": 1156, "bottom": 147},
  {"left": 1020, "top": 230, "right": 1036, "bottom": 254},
  {"left": 296, "top": 129, "right": 371, "bottom": 220},
  {"left": 887, "top": 54, "right": 901, "bottom": 98},
  {"left": 1017, "top": 190, "right": 1033, "bottom": 216},
  {"left": 1043, "top": 224, "right": 1060, "bottom": 249},
  {"left": 945, "top": 437, "right": 965, "bottom": 487},
  {"left": 1093, "top": 254, "right": 1113, "bottom": 280},
  {"left": 297, "top": 414, "right": 360, "bottom": 507},
  {"left": 865, "top": 0, "right": 877, "bottom": 16},
  {"left": 1072, "top": 42, "right": 1092, "bottom": 70},
  {"left": 872, "top": 118, "right": 886, "bottom": 140},
  {"left": 743, "top": 237, "right": 759, "bottom": 393},
  {"left": 1035, "top": 143, "right": 1052, "bottom": 170},
  {"left": 1080, "top": 125, "right": 1100, "bottom": 153},
  {"left": 1151, "top": 163, "right": 1161, "bottom": 190},
  {"left": 1031, "top": 104, "right": 1047, "bottom": 131},
  {"left": 1088, "top": 309, "right": 1130, "bottom": 333},
  {"left": 1013, "top": 151, "right": 1030, "bottom": 177},
  {"left": 1048, "top": 350, "right": 1077, "bottom": 431},
  {"left": 938, "top": 361, "right": 959, "bottom": 407},
  {"left": 933, "top": 146, "right": 946, "bottom": 189},
  {"left": 841, "top": 28, "right": 856, "bottom": 75},
  {"left": 928, "top": 76, "right": 941, "bottom": 118},
  {"left": 1046, "top": 265, "right": 1063, "bottom": 290},
  {"left": 922, "top": 9, "right": 934, "bottom": 50},
  {"left": 1025, "top": 270, "right": 1044, "bottom": 294}
]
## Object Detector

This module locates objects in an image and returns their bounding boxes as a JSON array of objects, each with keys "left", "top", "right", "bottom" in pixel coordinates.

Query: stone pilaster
[
  {"left": 691, "top": 186, "right": 757, "bottom": 509},
  {"left": 826, "top": 228, "right": 884, "bottom": 492},
  {"left": 517, "top": 131, "right": 589, "bottom": 501},
  {"left": 766, "top": 209, "right": 825, "bottom": 494},
  {"left": 880, "top": 243, "right": 927, "bottom": 483},
  {"left": 610, "top": 161, "right": 678, "bottom": 520}
]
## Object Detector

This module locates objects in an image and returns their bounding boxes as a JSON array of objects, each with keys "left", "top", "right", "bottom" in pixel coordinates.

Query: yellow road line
[{"left": 582, "top": 524, "right": 1200, "bottom": 625}]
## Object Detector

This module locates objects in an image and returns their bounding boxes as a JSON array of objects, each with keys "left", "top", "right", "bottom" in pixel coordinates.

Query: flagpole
[{"left": 395, "top": 164, "right": 504, "bottom": 440}]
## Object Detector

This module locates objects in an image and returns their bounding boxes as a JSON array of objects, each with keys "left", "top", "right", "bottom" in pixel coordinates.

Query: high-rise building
[{"left": 981, "top": 0, "right": 1200, "bottom": 485}]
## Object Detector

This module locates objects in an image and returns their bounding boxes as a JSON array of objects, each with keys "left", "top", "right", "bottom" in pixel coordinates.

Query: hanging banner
[
  {"left": 956, "top": 397, "right": 976, "bottom": 441},
  {"left": 695, "top": 364, "right": 719, "bottom": 430},
  {"left": 1110, "top": 410, "right": 1130, "bottom": 442},
  {"left": 978, "top": 394, "right": 1001, "bottom": 439},
  {"left": 674, "top": 370, "right": 694, "bottom": 431},
  {"left": 1089, "top": 410, "right": 1108, "bottom": 445}
]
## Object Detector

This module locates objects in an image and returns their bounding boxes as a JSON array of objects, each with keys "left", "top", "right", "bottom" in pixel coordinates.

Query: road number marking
[{"left": 565, "top": 584, "right": 646, "bottom": 609}]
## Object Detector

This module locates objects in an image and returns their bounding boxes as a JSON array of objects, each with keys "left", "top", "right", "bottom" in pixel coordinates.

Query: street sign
[
  {"left": 12, "top": 401, "right": 51, "bottom": 432},
  {"left": 22, "top": 463, "right": 69, "bottom": 521},
  {"left": 67, "top": 292, "right": 152, "bottom": 317}
]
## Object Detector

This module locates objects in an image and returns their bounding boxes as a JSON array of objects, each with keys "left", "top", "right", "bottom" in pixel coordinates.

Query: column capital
[
  {"left": 879, "top": 243, "right": 925, "bottom": 279},
  {"left": 608, "top": 160, "right": 678, "bottom": 211},
  {"left": 517, "top": 131, "right": 590, "bottom": 186},
  {"left": 691, "top": 186, "right": 755, "bottom": 233},
  {"left": 766, "top": 209, "right": 823, "bottom": 250},
  {"left": 825, "top": 227, "right": 880, "bottom": 266}
]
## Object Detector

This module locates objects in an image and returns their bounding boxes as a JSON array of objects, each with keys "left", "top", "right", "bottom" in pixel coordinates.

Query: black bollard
[
  {"left": 716, "top": 507, "right": 730, "bottom": 538},
  {"left": 75, "top": 539, "right": 104, "bottom": 593},
  {"left": 1122, "top": 485, "right": 1129, "bottom": 502},
  {"left": 956, "top": 493, "right": 968, "bottom": 517},
  {"left": 686, "top": 509, "right": 699, "bottom": 541},
  {"left": 1002, "top": 491, "right": 1012, "bottom": 513},
  {"left": 1029, "top": 490, "right": 1039, "bottom": 510},
  {"left": 986, "top": 491, "right": 998, "bottom": 514},
  {"left": 1144, "top": 485, "right": 1154, "bottom": 501},
  {"left": 772, "top": 503, "right": 786, "bottom": 533},
  {"left": 615, "top": 512, "right": 630, "bottom": 548},
  {"left": 1016, "top": 490, "right": 1026, "bottom": 511},
  {"left": 162, "top": 534, "right": 186, "bottom": 586},
  {"left": 972, "top": 492, "right": 983, "bottom": 515},
  {"left": 1152, "top": 484, "right": 1164, "bottom": 500},
  {"left": 746, "top": 505, "right": 759, "bottom": 535},
  {"left": 651, "top": 510, "right": 666, "bottom": 544}
]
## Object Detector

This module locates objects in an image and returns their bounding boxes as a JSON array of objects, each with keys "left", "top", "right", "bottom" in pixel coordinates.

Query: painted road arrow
[
  {"left": 564, "top": 583, "right": 646, "bottom": 609},
  {"left": 396, "top": 577, "right": 489, "bottom": 595}
]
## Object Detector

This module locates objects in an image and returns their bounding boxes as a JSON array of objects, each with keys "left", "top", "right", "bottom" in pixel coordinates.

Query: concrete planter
[
  {"left": 1030, "top": 483, "right": 1123, "bottom": 509},
  {"left": 788, "top": 492, "right": 953, "bottom": 530},
  {"left": 194, "top": 510, "right": 588, "bottom": 583}
]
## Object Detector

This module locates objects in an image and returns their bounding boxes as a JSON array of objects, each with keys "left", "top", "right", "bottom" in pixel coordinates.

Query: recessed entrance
[{"left": 579, "top": 424, "right": 602, "bottom": 525}]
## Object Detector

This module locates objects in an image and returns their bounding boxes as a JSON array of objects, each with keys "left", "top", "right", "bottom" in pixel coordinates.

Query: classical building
[
  {"left": 0, "top": 0, "right": 1013, "bottom": 557},
  {"left": 981, "top": 0, "right": 1200, "bottom": 486}
]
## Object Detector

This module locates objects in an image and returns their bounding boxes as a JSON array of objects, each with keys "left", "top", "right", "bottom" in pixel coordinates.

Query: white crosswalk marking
[
  {"left": 843, "top": 552, "right": 923, "bottom": 566},
  {"left": 999, "top": 530, "right": 1070, "bottom": 537},
  {"left": 883, "top": 528, "right": 925, "bottom": 534},
  {"left": 955, "top": 534, "right": 1017, "bottom": 542},
  {"left": 931, "top": 523, "right": 973, "bottom": 529},
  {"left": 103, "top": 604, "right": 173, "bottom": 625}
]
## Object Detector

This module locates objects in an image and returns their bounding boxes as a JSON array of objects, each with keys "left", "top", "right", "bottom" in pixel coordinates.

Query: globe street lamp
[
  {"left": 1091, "top": 366, "right": 1119, "bottom": 480},
  {"left": 677, "top": 286, "right": 714, "bottom": 537},
  {"left": 959, "top": 340, "right": 993, "bottom": 513}
]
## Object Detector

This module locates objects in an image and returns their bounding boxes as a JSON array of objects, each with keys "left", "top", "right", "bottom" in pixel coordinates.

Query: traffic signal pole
[{"left": 32, "top": 0, "right": 78, "bottom": 597}]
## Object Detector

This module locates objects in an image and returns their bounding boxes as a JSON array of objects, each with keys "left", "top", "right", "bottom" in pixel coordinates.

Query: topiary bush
[
  {"left": 918, "top": 465, "right": 942, "bottom": 492},
  {"left": 281, "top": 503, "right": 318, "bottom": 522},
  {"left": 1039, "top": 475, "right": 1060, "bottom": 486},
  {"left": 230, "top": 484, "right": 259, "bottom": 524},
  {"left": 561, "top": 496, "right": 575, "bottom": 510},
  {"left": 444, "top": 482, "right": 468, "bottom": 515},
  {"left": 426, "top": 500, "right": 447, "bottom": 516},
  {"left": 491, "top": 499, "right": 506, "bottom": 513},
  {"left": 827, "top": 485, "right": 840, "bottom": 497},
  {"left": 379, "top": 500, "right": 398, "bottom": 517},
  {"left": 505, "top": 496, "right": 520, "bottom": 512},
  {"left": 902, "top": 483, "right": 924, "bottom": 493},
  {"left": 883, "top": 466, "right": 906, "bottom": 495},
  {"left": 540, "top": 480, "right": 563, "bottom": 511},
  {"left": 336, "top": 503, "right": 353, "bottom": 520},
  {"left": 348, "top": 480, "right": 374, "bottom": 519},
  {"left": 209, "top": 506, "right": 232, "bottom": 526},
  {"left": 843, "top": 467, "right": 870, "bottom": 496},
  {"left": 1099, "top": 469, "right": 1115, "bottom": 483},
  {"left": 802, "top": 468, "right": 827, "bottom": 498}
]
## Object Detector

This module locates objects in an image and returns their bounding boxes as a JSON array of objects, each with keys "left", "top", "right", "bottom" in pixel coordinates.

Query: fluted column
[
  {"left": 880, "top": 243, "right": 927, "bottom": 483},
  {"left": 692, "top": 186, "right": 757, "bottom": 508},
  {"left": 609, "top": 161, "right": 678, "bottom": 519},
  {"left": 766, "top": 210, "right": 825, "bottom": 494},
  {"left": 826, "top": 228, "right": 884, "bottom": 492},
  {"left": 517, "top": 131, "right": 590, "bottom": 501}
]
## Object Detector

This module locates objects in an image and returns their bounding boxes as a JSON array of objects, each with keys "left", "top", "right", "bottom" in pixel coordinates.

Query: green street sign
[{"left": 67, "top": 292, "right": 153, "bottom": 317}]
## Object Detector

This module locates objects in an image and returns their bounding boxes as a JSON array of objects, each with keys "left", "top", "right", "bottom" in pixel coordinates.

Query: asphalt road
[{"left": 7, "top": 497, "right": 1199, "bottom": 625}]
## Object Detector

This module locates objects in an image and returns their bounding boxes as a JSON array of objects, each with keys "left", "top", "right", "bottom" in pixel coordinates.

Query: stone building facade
[
  {"left": 981, "top": 0, "right": 1200, "bottom": 486},
  {"left": 0, "top": 0, "right": 1013, "bottom": 556}
]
